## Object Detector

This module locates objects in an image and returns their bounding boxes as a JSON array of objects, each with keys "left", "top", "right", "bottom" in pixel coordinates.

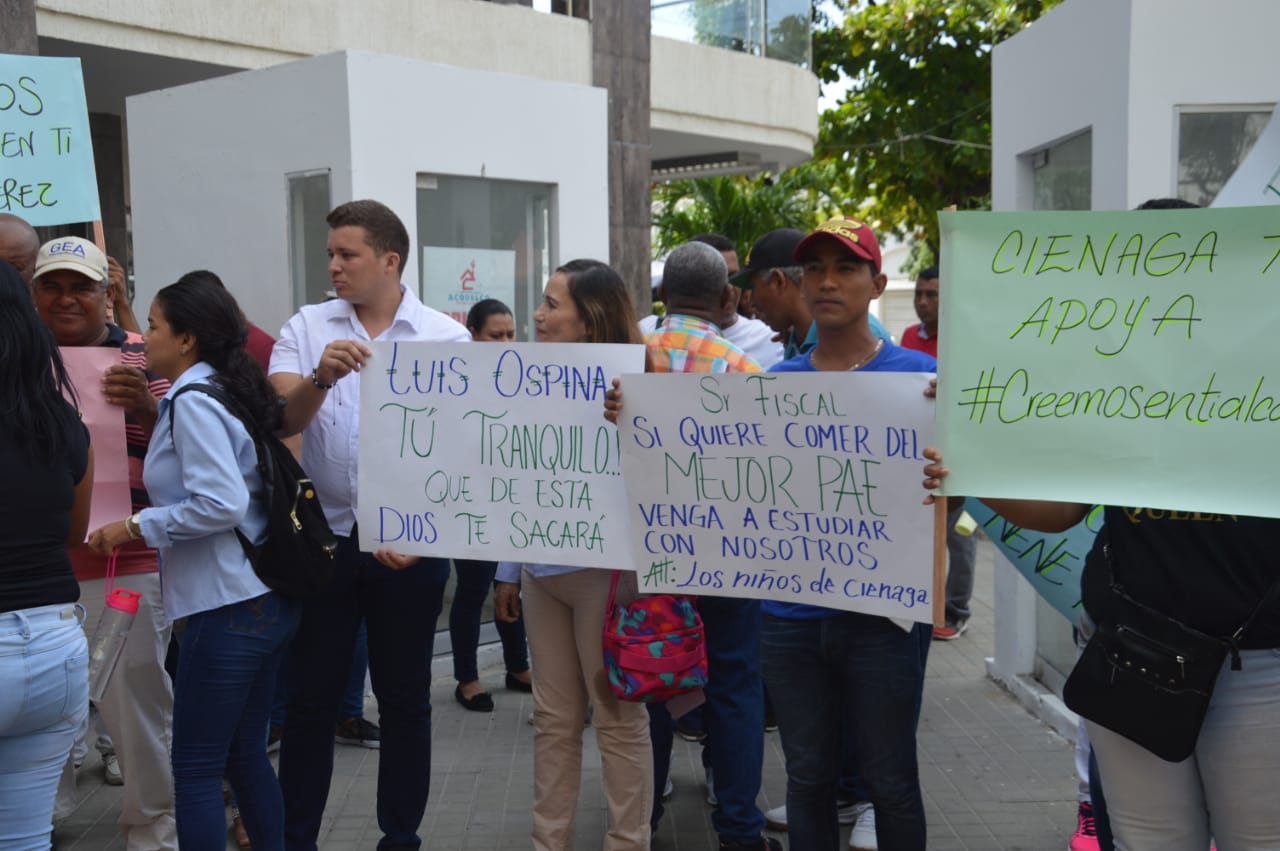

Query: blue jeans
[
  {"left": 0, "top": 604, "right": 88, "bottom": 851},
  {"left": 761, "top": 612, "right": 930, "bottom": 851},
  {"left": 280, "top": 533, "right": 449, "bottom": 851},
  {"left": 700, "top": 596, "right": 767, "bottom": 843},
  {"left": 450, "top": 559, "right": 528, "bottom": 683},
  {"left": 172, "top": 593, "right": 299, "bottom": 851}
]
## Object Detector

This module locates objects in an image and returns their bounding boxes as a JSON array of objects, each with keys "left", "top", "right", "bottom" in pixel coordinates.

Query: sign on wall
[
  {"left": 422, "top": 246, "right": 517, "bottom": 328},
  {"left": 617, "top": 371, "right": 937, "bottom": 622},
  {"left": 357, "top": 341, "right": 644, "bottom": 568},
  {"left": 0, "top": 54, "right": 100, "bottom": 226},
  {"left": 938, "top": 206, "right": 1280, "bottom": 518}
]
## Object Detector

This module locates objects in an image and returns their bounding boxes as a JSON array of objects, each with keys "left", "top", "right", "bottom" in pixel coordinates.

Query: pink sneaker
[{"left": 1069, "top": 802, "right": 1100, "bottom": 851}]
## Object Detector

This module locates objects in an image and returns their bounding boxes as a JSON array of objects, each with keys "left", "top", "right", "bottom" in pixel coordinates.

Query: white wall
[
  {"left": 128, "top": 51, "right": 608, "bottom": 335},
  {"left": 1125, "top": 0, "right": 1280, "bottom": 206},
  {"left": 128, "top": 51, "right": 353, "bottom": 336},
  {"left": 992, "top": 0, "right": 1131, "bottom": 212}
]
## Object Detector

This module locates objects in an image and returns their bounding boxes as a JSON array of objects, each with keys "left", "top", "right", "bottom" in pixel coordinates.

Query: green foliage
[
  {"left": 815, "top": 0, "right": 1063, "bottom": 257},
  {"left": 651, "top": 161, "right": 852, "bottom": 258}
]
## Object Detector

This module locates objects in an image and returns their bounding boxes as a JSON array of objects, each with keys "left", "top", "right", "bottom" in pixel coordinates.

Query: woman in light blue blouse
[{"left": 89, "top": 276, "right": 297, "bottom": 851}]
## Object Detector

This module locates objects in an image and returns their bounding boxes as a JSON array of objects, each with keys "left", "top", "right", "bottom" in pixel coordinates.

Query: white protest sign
[
  {"left": 618, "top": 371, "right": 936, "bottom": 621},
  {"left": 357, "top": 341, "right": 645, "bottom": 568}
]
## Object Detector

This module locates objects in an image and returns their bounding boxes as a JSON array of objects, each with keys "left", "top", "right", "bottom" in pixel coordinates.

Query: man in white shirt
[{"left": 270, "top": 199, "right": 470, "bottom": 851}]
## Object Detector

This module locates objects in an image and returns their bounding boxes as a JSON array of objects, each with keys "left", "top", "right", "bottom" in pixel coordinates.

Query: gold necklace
[{"left": 810, "top": 337, "right": 884, "bottom": 371}]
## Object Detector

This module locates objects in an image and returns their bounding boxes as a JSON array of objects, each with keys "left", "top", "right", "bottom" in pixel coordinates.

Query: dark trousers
[
  {"left": 449, "top": 558, "right": 529, "bottom": 683},
  {"left": 279, "top": 533, "right": 449, "bottom": 851},
  {"left": 762, "top": 612, "right": 931, "bottom": 851}
]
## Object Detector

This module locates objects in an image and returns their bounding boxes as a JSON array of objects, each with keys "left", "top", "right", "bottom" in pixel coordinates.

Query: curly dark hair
[{"left": 154, "top": 274, "right": 280, "bottom": 432}]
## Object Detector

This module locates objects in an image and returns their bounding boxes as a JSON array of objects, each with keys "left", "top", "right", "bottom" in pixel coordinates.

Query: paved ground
[{"left": 55, "top": 537, "right": 1080, "bottom": 850}]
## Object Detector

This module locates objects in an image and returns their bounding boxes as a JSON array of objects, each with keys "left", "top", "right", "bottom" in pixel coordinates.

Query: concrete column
[
  {"left": 0, "top": 0, "right": 38, "bottom": 55},
  {"left": 591, "top": 2, "right": 652, "bottom": 312}
]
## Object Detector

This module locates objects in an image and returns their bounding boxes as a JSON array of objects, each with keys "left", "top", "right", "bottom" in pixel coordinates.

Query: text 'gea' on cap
[{"left": 33, "top": 236, "right": 109, "bottom": 283}]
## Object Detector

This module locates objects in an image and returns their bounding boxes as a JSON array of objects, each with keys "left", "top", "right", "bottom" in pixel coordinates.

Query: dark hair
[
  {"left": 467, "top": 298, "right": 513, "bottom": 334},
  {"left": 555, "top": 259, "right": 642, "bottom": 345},
  {"left": 154, "top": 275, "right": 280, "bottom": 432},
  {"left": 326, "top": 200, "right": 410, "bottom": 275},
  {"left": 663, "top": 241, "right": 727, "bottom": 305},
  {"left": 917, "top": 266, "right": 939, "bottom": 281},
  {"left": 0, "top": 259, "right": 81, "bottom": 461},
  {"left": 691, "top": 232, "right": 736, "bottom": 254},
  {"left": 177, "top": 269, "right": 226, "bottom": 291},
  {"left": 1137, "top": 198, "right": 1199, "bottom": 210}
]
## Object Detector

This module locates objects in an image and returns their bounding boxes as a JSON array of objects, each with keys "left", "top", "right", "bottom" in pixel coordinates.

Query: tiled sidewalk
[{"left": 56, "top": 537, "right": 1079, "bottom": 850}]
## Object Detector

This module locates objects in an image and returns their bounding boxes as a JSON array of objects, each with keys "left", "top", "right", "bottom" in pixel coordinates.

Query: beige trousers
[
  {"left": 57, "top": 573, "right": 176, "bottom": 851},
  {"left": 522, "top": 567, "right": 653, "bottom": 851}
]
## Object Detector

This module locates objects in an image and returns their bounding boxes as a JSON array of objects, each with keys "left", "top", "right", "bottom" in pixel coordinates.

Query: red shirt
[
  {"left": 900, "top": 323, "right": 937, "bottom": 359},
  {"left": 245, "top": 323, "right": 276, "bottom": 373}
]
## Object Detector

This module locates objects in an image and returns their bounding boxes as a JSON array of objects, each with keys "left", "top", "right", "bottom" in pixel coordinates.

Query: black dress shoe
[
  {"left": 455, "top": 684, "right": 494, "bottom": 712},
  {"left": 506, "top": 671, "right": 534, "bottom": 693}
]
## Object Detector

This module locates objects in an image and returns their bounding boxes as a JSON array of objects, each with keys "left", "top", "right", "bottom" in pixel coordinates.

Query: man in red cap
[{"left": 758, "top": 216, "right": 935, "bottom": 851}]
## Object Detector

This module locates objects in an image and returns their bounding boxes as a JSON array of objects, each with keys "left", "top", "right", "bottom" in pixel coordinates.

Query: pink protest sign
[{"left": 60, "top": 347, "right": 132, "bottom": 539}]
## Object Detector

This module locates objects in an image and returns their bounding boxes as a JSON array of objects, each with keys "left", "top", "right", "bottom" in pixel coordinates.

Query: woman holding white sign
[{"left": 494, "top": 260, "right": 653, "bottom": 851}]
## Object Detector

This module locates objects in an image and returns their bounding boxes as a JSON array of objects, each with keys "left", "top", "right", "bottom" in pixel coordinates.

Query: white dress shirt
[{"left": 269, "top": 287, "right": 471, "bottom": 536}]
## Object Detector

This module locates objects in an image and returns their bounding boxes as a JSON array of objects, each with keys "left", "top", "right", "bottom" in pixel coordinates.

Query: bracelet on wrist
[
  {"left": 310, "top": 368, "right": 336, "bottom": 390},
  {"left": 125, "top": 513, "right": 141, "bottom": 541}
]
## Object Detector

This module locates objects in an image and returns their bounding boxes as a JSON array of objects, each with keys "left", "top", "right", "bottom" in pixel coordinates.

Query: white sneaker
[
  {"left": 848, "top": 802, "right": 876, "bottom": 850},
  {"left": 837, "top": 800, "right": 860, "bottom": 825},
  {"left": 102, "top": 751, "right": 123, "bottom": 786},
  {"left": 705, "top": 768, "right": 717, "bottom": 807},
  {"left": 764, "top": 803, "right": 787, "bottom": 830},
  {"left": 662, "top": 777, "right": 675, "bottom": 801}
]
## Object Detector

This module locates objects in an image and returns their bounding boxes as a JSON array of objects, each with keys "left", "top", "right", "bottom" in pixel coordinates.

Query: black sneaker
[
  {"left": 719, "top": 837, "right": 782, "bottom": 851},
  {"left": 335, "top": 716, "right": 381, "bottom": 749}
]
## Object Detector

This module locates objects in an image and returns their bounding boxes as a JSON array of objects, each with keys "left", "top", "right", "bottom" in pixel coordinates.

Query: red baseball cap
[{"left": 793, "top": 216, "right": 882, "bottom": 270}]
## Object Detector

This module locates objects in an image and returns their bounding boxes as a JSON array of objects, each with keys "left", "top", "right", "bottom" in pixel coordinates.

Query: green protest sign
[
  {"left": 937, "top": 206, "right": 1280, "bottom": 516},
  {"left": 0, "top": 54, "right": 99, "bottom": 225}
]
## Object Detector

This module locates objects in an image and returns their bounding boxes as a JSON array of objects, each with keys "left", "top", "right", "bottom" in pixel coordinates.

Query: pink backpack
[{"left": 602, "top": 571, "right": 708, "bottom": 703}]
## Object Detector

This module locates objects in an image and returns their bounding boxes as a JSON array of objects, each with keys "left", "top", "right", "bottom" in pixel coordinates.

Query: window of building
[
  {"left": 287, "top": 169, "right": 333, "bottom": 309},
  {"left": 1030, "top": 131, "right": 1092, "bottom": 211},
  {"left": 1177, "top": 107, "right": 1273, "bottom": 207},
  {"left": 416, "top": 175, "right": 554, "bottom": 340}
]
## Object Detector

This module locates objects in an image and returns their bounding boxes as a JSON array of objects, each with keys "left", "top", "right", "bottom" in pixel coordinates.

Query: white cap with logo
[{"left": 33, "top": 236, "right": 109, "bottom": 283}]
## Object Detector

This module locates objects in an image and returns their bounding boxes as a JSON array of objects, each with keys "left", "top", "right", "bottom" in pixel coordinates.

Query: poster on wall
[{"left": 422, "top": 246, "right": 517, "bottom": 327}]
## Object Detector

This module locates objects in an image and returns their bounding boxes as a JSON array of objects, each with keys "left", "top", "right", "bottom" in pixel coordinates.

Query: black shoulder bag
[
  {"left": 168, "top": 382, "right": 337, "bottom": 599},
  {"left": 1063, "top": 539, "right": 1280, "bottom": 762}
]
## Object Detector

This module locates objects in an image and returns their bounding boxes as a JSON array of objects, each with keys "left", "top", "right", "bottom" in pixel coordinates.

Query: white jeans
[{"left": 1088, "top": 647, "right": 1280, "bottom": 851}]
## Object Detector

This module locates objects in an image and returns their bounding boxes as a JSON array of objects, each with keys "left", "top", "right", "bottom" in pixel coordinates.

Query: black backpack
[{"left": 167, "top": 382, "right": 337, "bottom": 599}]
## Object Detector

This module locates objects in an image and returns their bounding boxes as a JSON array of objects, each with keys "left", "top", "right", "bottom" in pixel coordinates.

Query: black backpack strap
[{"left": 165, "top": 381, "right": 273, "bottom": 557}]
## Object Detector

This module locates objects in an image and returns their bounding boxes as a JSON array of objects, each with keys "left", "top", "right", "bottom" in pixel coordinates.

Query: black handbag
[{"left": 1063, "top": 542, "right": 1280, "bottom": 763}]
